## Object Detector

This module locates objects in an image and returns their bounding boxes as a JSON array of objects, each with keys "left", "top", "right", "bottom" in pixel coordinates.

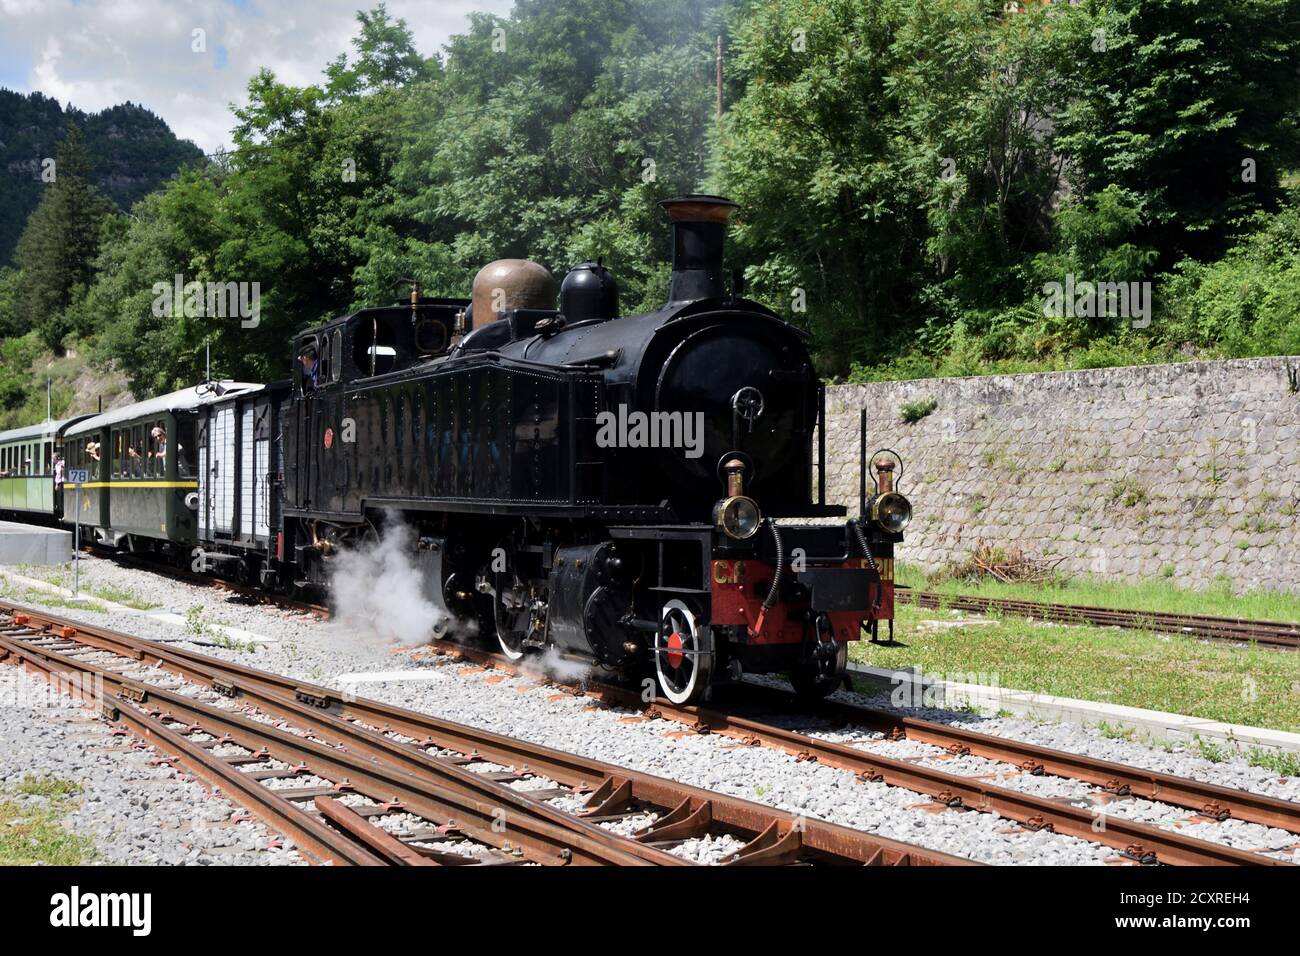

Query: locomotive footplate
[{"left": 792, "top": 566, "right": 881, "bottom": 612}]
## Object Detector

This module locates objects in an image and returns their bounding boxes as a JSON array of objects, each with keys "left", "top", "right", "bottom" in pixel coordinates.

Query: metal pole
[
  {"left": 46, "top": 379, "right": 51, "bottom": 421},
  {"left": 859, "top": 409, "right": 867, "bottom": 519},
  {"left": 73, "top": 483, "right": 81, "bottom": 598}
]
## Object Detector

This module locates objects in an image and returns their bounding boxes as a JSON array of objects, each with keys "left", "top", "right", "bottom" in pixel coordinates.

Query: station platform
[{"left": 0, "top": 520, "right": 72, "bottom": 565}]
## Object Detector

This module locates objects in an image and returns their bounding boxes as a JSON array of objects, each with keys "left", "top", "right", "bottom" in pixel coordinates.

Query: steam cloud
[
  {"left": 327, "top": 519, "right": 448, "bottom": 647},
  {"left": 523, "top": 645, "right": 593, "bottom": 685}
]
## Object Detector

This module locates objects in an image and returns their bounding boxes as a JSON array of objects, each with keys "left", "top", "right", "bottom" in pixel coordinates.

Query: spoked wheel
[
  {"left": 789, "top": 639, "right": 848, "bottom": 702},
  {"left": 655, "top": 599, "right": 714, "bottom": 705}
]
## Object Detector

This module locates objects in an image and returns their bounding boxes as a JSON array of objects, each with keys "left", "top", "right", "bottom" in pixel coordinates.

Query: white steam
[
  {"left": 327, "top": 520, "right": 448, "bottom": 647},
  {"left": 518, "top": 644, "right": 594, "bottom": 685}
]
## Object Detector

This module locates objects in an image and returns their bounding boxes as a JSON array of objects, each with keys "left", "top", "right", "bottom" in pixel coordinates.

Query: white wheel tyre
[
  {"left": 497, "top": 628, "right": 526, "bottom": 661},
  {"left": 494, "top": 575, "right": 527, "bottom": 661},
  {"left": 655, "top": 599, "right": 713, "bottom": 705}
]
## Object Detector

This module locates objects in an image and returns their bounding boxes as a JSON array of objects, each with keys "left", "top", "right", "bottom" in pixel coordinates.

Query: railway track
[
  {"left": 422, "top": 639, "right": 1300, "bottom": 867},
  {"left": 896, "top": 588, "right": 1300, "bottom": 650},
  {"left": 82, "top": 543, "right": 1300, "bottom": 649},
  {"left": 82, "top": 544, "right": 331, "bottom": 619},
  {"left": 0, "top": 600, "right": 963, "bottom": 867}
]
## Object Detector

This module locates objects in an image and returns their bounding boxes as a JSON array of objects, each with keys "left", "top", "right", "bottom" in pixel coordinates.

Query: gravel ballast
[
  {"left": 0, "top": 662, "right": 304, "bottom": 865},
  {"left": 2, "top": 555, "right": 1298, "bottom": 866}
]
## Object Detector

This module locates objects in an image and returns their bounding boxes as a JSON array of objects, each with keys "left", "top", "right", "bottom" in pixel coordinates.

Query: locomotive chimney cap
[{"left": 659, "top": 195, "right": 738, "bottom": 224}]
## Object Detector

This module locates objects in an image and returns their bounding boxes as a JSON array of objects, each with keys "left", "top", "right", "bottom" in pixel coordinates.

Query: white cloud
[{"left": 1, "top": 0, "right": 512, "bottom": 153}]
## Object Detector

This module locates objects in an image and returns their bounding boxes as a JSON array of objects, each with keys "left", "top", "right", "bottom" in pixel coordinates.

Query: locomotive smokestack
[{"left": 659, "top": 195, "right": 738, "bottom": 305}]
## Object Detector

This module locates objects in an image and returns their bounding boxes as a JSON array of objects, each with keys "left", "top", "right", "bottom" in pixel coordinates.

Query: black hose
[
  {"left": 763, "top": 518, "right": 784, "bottom": 609},
  {"left": 851, "top": 519, "right": 883, "bottom": 612}
]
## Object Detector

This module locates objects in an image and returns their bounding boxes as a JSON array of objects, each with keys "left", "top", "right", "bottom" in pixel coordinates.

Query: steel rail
[
  {"left": 896, "top": 588, "right": 1300, "bottom": 650},
  {"left": 0, "top": 611, "right": 685, "bottom": 866},
  {"left": 423, "top": 640, "right": 1297, "bottom": 867},
  {"left": 741, "top": 683, "right": 1300, "bottom": 834},
  {"left": 0, "top": 602, "right": 967, "bottom": 867},
  {"left": 0, "top": 633, "right": 649, "bottom": 867},
  {"left": 1, "top": 635, "right": 386, "bottom": 866}
]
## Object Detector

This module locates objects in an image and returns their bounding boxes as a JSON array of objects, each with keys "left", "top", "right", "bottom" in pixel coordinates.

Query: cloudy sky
[{"left": 0, "top": 0, "right": 514, "bottom": 154}]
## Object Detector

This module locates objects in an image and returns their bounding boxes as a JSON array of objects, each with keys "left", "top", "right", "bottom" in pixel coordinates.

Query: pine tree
[{"left": 14, "top": 123, "right": 114, "bottom": 352}]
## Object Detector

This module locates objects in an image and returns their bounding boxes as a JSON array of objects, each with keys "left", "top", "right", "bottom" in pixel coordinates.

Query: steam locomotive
[{"left": 0, "top": 196, "right": 912, "bottom": 704}]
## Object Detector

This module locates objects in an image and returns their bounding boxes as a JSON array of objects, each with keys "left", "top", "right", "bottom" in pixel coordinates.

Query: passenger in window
[
  {"left": 53, "top": 454, "right": 64, "bottom": 489},
  {"left": 300, "top": 346, "right": 320, "bottom": 391},
  {"left": 150, "top": 426, "right": 167, "bottom": 473},
  {"left": 128, "top": 444, "right": 144, "bottom": 477},
  {"left": 86, "top": 441, "right": 101, "bottom": 462}
]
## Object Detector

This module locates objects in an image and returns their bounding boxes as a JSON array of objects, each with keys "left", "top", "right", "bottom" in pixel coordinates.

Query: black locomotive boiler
[{"left": 280, "top": 196, "right": 912, "bottom": 703}]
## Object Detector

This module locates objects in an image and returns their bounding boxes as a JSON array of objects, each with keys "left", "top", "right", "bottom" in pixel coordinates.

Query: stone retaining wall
[{"left": 822, "top": 357, "right": 1300, "bottom": 592}]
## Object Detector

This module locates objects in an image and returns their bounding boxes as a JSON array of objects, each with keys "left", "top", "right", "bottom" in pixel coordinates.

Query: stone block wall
[{"left": 822, "top": 357, "right": 1300, "bottom": 593}]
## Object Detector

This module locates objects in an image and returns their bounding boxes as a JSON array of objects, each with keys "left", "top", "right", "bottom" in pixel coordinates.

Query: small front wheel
[
  {"left": 655, "top": 599, "right": 714, "bottom": 705},
  {"left": 789, "top": 641, "right": 848, "bottom": 702}
]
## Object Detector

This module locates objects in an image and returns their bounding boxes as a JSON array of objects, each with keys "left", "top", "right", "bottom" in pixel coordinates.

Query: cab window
[{"left": 298, "top": 338, "right": 321, "bottom": 394}]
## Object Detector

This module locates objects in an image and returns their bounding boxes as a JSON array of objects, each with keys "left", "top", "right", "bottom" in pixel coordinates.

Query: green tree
[
  {"left": 1054, "top": 0, "right": 1300, "bottom": 267},
  {"left": 0, "top": 266, "right": 20, "bottom": 338},
  {"left": 13, "top": 124, "right": 114, "bottom": 351},
  {"left": 716, "top": 0, "right": 1069, "bottom": 373}
]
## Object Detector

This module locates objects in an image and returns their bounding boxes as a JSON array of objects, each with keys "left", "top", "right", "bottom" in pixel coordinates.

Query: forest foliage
[{"left": 1, "top": 0, "right": 1298, "bottom": 426}]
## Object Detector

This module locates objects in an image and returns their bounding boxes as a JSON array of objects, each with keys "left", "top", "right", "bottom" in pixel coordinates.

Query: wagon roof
[
  {"left": 0, "top": 416, "right": 93, "bottom": 443},
  {"left": 64, "top": 382, "right": 263, "bottom": 437}
]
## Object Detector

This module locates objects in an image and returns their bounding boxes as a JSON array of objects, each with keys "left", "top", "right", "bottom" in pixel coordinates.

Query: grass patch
[
  {"left": 7, "top": 564, "right": 159, "bottom": 610},
  {"left": 897, "top": 562, "right": 1300, "bottom": 623},
  {"left": 1247, "top": 747, "right": 1300, "bottom": 777},
  {"left": 898, "top": 397, "right": 938, "bottom": 424},
  {"left": 852, "top": 603, "right": 1300, "bottom": 733},
  {"left": 0, "top": 775, "right": 96, "bottom": 865},
  {"left": 88, "top": 584, "right": 161, "bottom": 610},
  {"left": 15, "top": 775, "right": 83, "bottom": 799}
]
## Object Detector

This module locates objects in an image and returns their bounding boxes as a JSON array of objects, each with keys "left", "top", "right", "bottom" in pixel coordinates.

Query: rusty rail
[
  {"left": 896, "top": 588, "right": 1300, "bottom": 650},
  {"left": 0, "top": 601, "right": 967, "bottom": 867},
  {"left": 421, "top": 640, "right": 1298, "bottom": 867}
]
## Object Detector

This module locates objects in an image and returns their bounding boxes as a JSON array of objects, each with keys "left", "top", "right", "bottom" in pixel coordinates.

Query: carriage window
[
  {"left": 149, "top": 420, "right": 167, "bottom": 477},
  {"left": 43, "top": 441, "right": 52, "bottom": 473},
  {"left": 176, "top": 420, "right": 196, "bottom": 478},
  {"left": 332, "top": 330, "right": 343, "bottom": 382},
  {"left": 112, "top": 431, "right": 124, "bottom": 478},
  {"left": 130, "top": 425, "right": 144, "bottom": 478}
]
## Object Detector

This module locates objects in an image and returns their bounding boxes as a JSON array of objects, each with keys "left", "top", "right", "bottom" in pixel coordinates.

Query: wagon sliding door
[
  {"left": 240, "top": 399, "right": 273, "bottom": 543},
  {"left": 203, "top": 405, "right": 237, "bottom": 537}
]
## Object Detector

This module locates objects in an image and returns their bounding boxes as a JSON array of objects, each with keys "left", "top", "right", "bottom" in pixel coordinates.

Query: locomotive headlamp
[
  {"left": 715, "top": 495, "right": 761, "bottom": 539},
  {"left": 870, "top": 454, "right": 912, "bottom": 533},
  {"left": 871, "top": 492, "right": 912, "bottom": 534},
  {"left": 715, "top": 457, "right": 761, "bottom": 539}
]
